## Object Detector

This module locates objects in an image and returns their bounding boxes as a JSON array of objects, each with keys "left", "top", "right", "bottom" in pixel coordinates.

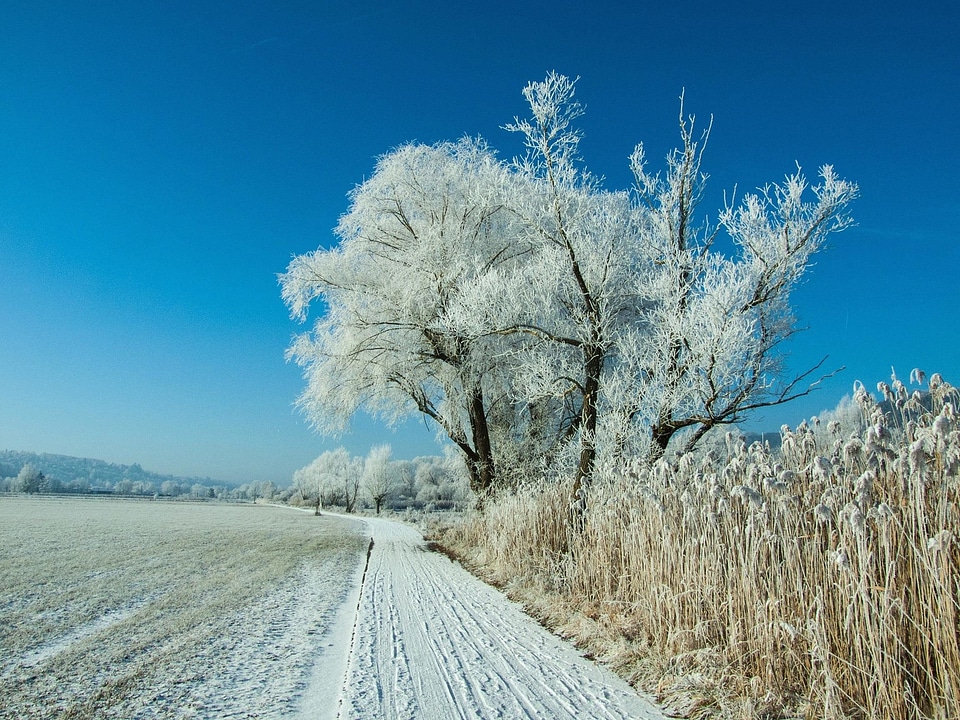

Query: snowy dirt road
[
  {"left": 338, "top": 516, "right": 665, "bottom": 720},
  {"left": 1, "top": 500, "right": 664, "bottom": 718}
]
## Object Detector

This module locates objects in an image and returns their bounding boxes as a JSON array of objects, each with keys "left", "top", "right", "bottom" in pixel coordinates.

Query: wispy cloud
[{"left": 243, "top": 36, "right": 279, "bottom": 51}]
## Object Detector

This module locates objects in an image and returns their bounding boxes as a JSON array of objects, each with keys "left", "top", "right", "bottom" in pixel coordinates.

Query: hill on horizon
[{"left": 0, "top": 449, "right": 233, "bottom": 492}]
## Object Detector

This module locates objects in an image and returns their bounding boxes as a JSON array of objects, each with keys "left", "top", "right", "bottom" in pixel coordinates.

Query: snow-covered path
[
  {"left": 337, "top": 516, "right": 664, "bottom": 720},
  {"left": 1, "top": 500, "right": 665, "bottom": 718}
]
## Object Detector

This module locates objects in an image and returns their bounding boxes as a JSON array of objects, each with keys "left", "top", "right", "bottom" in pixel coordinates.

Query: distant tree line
[
  {"left": 0, "top": 450, "right": 253, "bottom": 500},
  {"left": 286, "top": 445, "right": 471, "bottom": 514},
  {"left": 0, "top": 448, "right": 468, "bottom": 511}
]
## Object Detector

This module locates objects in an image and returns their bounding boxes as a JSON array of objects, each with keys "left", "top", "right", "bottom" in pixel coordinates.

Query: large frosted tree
[
  {"left": 445, "top": 74, "right": 652, "bottom": 499},
  {"left": 282, "top": 73, "right": 856, "bottom": 500},
  {"left": 281, "top": 139, "right": 526, "bottom": 495}
]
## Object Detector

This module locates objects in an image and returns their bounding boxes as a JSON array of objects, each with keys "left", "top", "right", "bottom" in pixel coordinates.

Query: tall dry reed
[{"left": 440, "top": 373, "right": 960, "bottom": 719}]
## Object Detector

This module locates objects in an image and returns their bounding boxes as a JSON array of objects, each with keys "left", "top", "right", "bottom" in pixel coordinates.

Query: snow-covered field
[
  {"left": 0, "top": 496, "right": 368, "bottom": 719},
  {"left": 1, "top": 496, "right": 662, "bottom": 719}
]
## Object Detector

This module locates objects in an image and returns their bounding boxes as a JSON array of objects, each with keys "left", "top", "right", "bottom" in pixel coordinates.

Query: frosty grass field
[
  {"left": 0, "top": 496, "right": 368, "bottom": 719},
  {"left": 0, "top": 495, "right": 664, "bottom": 720}
]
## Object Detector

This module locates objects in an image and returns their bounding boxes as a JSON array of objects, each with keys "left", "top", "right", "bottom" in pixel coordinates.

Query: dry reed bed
[{"left": 439, "top": 373, "right": 960, "bottom": 719}]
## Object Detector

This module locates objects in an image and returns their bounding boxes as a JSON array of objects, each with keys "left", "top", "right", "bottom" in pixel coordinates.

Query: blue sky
[{"left": 1, "top": 1, "right": 957, "bottom": 484}]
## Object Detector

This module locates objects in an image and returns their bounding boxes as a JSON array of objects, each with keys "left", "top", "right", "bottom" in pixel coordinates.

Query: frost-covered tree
[
  {"left": 283, "top": 74, "right": 856, "bottom": 502},
  {"left": 294, "top": 448, "right": 363, "bottom": 513},
  {"left": 413, "top": 448, "right": 472, "bottom": 507},
  {"left": 393, "top": 459, "right": 417, "bottom": 502},
  {"left": 282, "top": 140, "right": 527, "bottom": 496},
  {"left": 14, "top": 464, "right": 44, "bottom": 494},
  {"left": 485, "top": 75, "right": 854, "bottom": 498},
  {"left": 483, "top": 74, "right": 650, "bottom": 497},
  {"left": 160, "top": 480, "right": 182, "bottom": 497},
  {"left": 621, "top": 104, "right": 857, "bottom": 461},
  {"left": 363, "top": 444, "right": 395, "bottom": 515},
  {"left": 292, "top": 461, "right": 323, "bottom": 511}
]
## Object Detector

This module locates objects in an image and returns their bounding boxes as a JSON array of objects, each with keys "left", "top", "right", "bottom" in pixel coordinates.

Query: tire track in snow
[
  {"left": 332, "top": 536, "right": 375, "bottom": 720},
  {"left": 340, "top": 517, "right": 666, "bottom": 720}
]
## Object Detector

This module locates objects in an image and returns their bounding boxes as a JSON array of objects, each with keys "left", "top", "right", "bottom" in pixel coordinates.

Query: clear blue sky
[{"left": 1, "top": 1, "right": 957, "bottom": 484}]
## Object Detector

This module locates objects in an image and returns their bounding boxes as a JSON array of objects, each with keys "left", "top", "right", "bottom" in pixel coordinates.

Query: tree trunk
[
  {"left": 467, "top": 383, "right": 496, "bottom": 497},
  {"left": 650, "top": 418, "right": 708, "bottom": 462},
  {"left": 650, "top": 422, "right": 675, "bottom": 462},
  {"left": 571, "top": 344, "right": 603, "bottom": 528}
]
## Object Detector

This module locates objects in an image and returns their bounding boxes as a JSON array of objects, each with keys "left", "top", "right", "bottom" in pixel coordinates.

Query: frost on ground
[
  {"left": 1, "top": 497, "right": 663, "bottom": 719},
  {"left": 340, "top": 516, "right": 664, "bottom": 720},
  {"left": 0, "top": 497, "right": 368, "bottom": 720}
]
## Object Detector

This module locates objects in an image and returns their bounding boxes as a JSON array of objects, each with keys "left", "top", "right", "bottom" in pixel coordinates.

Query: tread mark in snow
[
  {"left": 335, "top": 536, "right": 375, "bottom": 720},
  {"left": 338, "top": 517, "right": 666, "bottom": 720}
]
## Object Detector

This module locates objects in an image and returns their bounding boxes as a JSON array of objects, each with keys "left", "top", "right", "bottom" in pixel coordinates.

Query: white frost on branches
[{"left": 281, "top": 73, "right": 857, "bottom": 496}]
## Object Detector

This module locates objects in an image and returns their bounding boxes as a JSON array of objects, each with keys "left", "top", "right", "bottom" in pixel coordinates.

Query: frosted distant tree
[
  {"left": 394, "top": 459, "right": 416, "bottom": 502},
  {"left": 413, "top": 450, "right": 471, "bottom": 506},
  {"left": 14, "top": 464, "right": 44, "bottom": 494},
  {"left": 295, "top": 448, "right": 363, "bottom": 513},
  {"left": 291, "top": 464, "right": 318, "bottom": 508},
  {"left": 363, "top": 444, "right": 395, "bottom": 514},
  {"left": 160, "top": 480, "right": 181, "bottom": 497}
]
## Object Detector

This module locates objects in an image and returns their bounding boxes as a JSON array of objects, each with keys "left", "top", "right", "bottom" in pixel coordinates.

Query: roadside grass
[{"left": 437, "top": 374, "right": 960, "bottom": 719}]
